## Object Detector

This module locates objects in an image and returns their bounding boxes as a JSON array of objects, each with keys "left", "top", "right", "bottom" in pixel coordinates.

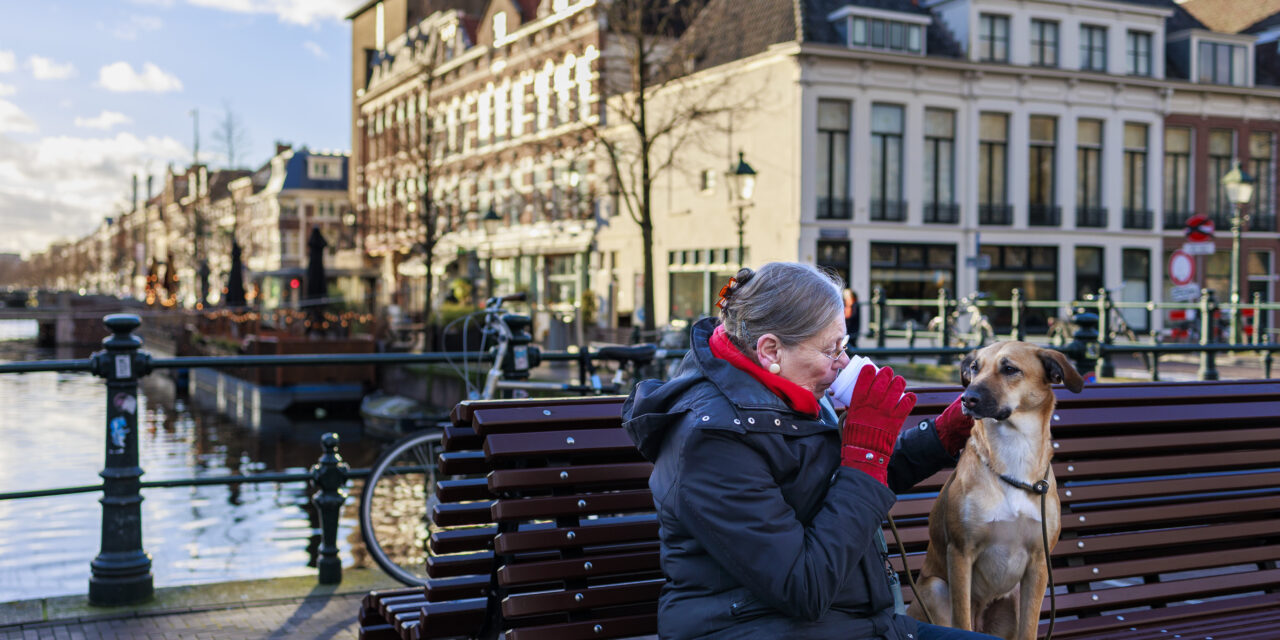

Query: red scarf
[{"left": 708, "top": 324, "right": 820, "bottom": 417}]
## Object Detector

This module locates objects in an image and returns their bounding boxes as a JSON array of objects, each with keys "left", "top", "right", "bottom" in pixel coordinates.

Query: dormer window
[
  {"left": 1198, "top": 41, "right": 1246, "bottom": 85},
  {"left": 829, "top": 6, "right": 929, "bottom": 56},
  {"left": 493, "top": 12, "right": 507, "bottom": 42}
]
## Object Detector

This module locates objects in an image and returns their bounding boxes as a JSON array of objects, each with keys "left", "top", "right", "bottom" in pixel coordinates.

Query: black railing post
[
  {"left": 873, "top": 286, "right": 887, "bottom": 349},
  {"left": 1151, "top": 333, "right": 1161, "bottom": 382},
  {"left": 1096, "top": 288, "right": 1115, "bottom": 379},
  {"left": 1010, "top": 288, "right": 1025, "bottom": 342},
  {"left": 1068, "top": 311, "right": 1099, "bottom": 380},
  {"left": 1263, "top": 335, "right": 1273, "bottom": 378},
  {"left": 905, "top": 320, "right": 916, "bottom": 363},
  {"left": 1252, "top": 292, "right": 1262, "bottom": 346},
  {"left": 1199, "top": 289, "right": 1219, "bottom": 381},
  {"left": 936, "top": 288, "right": 952, "bottom": 365},
  {"left": 311, "top": 432, "right": 348, "bottom": 585},
  {"left": 88, "top": 314, "right": 154, "bottom": 606}
]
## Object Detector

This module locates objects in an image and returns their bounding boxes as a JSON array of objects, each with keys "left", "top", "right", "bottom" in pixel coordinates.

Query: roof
[
  {"left": 279, "top": 150, "right": 349, "bottom": 191},
  {"left": 1244, "top": 8, "right": 1280, "bottom": 34},
  {"left": 672, "top": 0, "right": 800, "bottom": 73},
  {"left": 1181, "top": 0, "right": 1280, "bottom": 33}
]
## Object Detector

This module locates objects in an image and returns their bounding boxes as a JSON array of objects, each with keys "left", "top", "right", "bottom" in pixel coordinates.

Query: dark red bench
[{"left": 359, "top": 380, "right": 1280, "bottom": 639}]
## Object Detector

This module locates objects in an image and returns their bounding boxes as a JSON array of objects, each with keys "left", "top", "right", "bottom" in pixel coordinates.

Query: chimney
[
  {"left": 132, "top": 175, "right": 139, "bottom": 211},
  {"left": 146, "top": 175, "right": 154, "bottom": 201},
  {"left": 276, "top": 141, "right": 292, "bottom": 155}
]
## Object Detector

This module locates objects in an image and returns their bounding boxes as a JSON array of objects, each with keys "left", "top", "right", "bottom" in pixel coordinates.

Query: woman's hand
[
  {"left": 840, "top": 365, "right": 917, "bottom": 485},
  {"left": 934, "top": 394, "right": 974, "bottom": 456}
]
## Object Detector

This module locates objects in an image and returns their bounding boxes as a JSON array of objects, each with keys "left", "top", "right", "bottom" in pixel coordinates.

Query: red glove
[
  {"left": 935, "top": 395, "right": 974, "bottom": 456},
  {"left": 841, "top": 365, "right": 917, "bottom": 485}
]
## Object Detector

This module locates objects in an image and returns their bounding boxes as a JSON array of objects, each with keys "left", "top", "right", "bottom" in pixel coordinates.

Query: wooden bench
[{"left": 359, "top": 380, "right": 1280, "bottom": 640}]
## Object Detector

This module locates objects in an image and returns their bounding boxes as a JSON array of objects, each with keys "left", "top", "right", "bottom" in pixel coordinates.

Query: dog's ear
[
  {"left": 960, "top": 352, "right": 976, "bottom": 387},
  {"left": 1039, "top": 348, "right": 1084, "bottom": 393}
]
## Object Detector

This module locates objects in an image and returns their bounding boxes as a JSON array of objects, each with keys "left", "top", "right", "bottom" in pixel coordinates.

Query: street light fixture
[
  {"left": 482, "top": 206, "right": 502, "bottom": 299},
  {"left": 1222, "top": 160, "right": 1256, "bottom": 345},
  {"left": 728, "top": 150, "right": 757, "bottom": 269}
]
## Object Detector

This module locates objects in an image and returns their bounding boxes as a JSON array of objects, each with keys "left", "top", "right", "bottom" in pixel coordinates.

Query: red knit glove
[
  {"left": 841, "top": 365, "right": 917, "bottom": 485},
  {"left": 935, "top": 395, "right": 974, "bottom": 457}
]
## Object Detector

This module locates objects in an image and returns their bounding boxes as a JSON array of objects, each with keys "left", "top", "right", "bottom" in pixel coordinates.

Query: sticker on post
[
  {"left": 513, "top": 346, "right": 529, "bottom": 371},
  {"left": 113, "top": 393, "right": 137, "bottom": 415},
  {"left": 108, "top": 416, "right": 130, "bottom": 454},
  {"left": 114, "top": 355, "right": 131, "bottom": 379}
]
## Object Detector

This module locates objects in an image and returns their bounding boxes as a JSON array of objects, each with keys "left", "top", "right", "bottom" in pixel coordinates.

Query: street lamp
[
  {"left": 728, "top": 150, "right": 757, "bottom": 269},
  {"left": 482, "top": 206, "right": 501, "bottom": 299},
  {"left": 1222, "top": 160, "right": 1256, "bottom": 345}
]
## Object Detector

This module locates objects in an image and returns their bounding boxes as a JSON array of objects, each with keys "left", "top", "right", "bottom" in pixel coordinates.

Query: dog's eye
[{"left": 1002, "top": 365, "right": 1019, "bottom": 375}]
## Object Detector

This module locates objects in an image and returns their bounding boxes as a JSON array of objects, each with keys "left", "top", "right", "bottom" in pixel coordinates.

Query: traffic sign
[
  {"left": 965, "top": 255, "right": 992, "bottom": 270},
  {"left": 1183, "top": 242, "right": 1215, "bottom": 255},
  {"left": 1170, "top": 284, "right": 1201, "bottom": 301},
  {"left": 1168, "top": 249, "right": 1195, "bottom": 286},
  {"left": 1185, "top": 214, "right": 1215, "bottom": 242}
]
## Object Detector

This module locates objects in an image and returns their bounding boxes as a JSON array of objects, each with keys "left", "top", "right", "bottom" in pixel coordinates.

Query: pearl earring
[{"left": 768, "top": 363, "right": 781, "bottom": 374}]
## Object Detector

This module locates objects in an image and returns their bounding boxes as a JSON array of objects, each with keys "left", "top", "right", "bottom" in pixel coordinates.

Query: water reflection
[{"left": 0, "top": 321, "right": 384, "bottom": 601}]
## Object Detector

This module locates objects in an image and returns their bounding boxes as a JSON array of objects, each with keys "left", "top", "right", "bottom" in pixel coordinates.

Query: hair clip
[{"left": 715, "top": 277, "right": 737, "bottom": 309}]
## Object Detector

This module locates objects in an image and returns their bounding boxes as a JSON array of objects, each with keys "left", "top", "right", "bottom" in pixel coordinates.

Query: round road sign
[
  {"left": 1169, "top": 249, "right": 1195, "bottom": 286},
  {"left": 1185, "top": 215, "right": 1215, "bottom": 243}
]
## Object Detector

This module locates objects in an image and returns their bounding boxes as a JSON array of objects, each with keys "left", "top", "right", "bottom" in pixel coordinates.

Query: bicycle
[
  {"left": 927, "top": 292, "right": 996, "bottom": 349},
  {"left": 359, "top": 292, "right": 668, "bottom": 586}
]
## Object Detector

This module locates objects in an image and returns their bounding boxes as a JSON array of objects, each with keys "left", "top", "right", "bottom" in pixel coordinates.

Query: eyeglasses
[{"left": 812, "top": 334, "right": 851, "bottom": 362}]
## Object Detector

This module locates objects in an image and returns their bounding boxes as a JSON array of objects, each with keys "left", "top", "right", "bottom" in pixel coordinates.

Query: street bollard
[
  {"left": 1198, "top": 290, "right": 1219, "bottom": 381},
  {"left": 936, "top": 288, "right": 952, "bottom": 365},
  {"left": 905, "top": 320, "right": 916, "bottom": 363},
  {"left": 1010, "top": 288, "right": 1025, "bottom": 342},
  {"left": 1096, "top": 288, "right": 1115, "bottom": 379},
  {"left": 312, "top": 432, "right": 349, "bottom": 585},
  {"left": 872, "top": 287, "right": 887, "bottom": 349},
  {"left": 88, "top": 314, "right": 154, "bottom": 606},
  {"left": 1151, "top": 333, "right": 1161, "bottom": 382},
  {"left": 1262, "top": 335, "right": 1273, "bottom": 379},
  {"left": 1068, "top": 311, "right": 1100, "bottom": 381}
]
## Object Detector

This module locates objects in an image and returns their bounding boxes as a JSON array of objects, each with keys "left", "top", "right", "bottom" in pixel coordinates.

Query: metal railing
[{"left": 0, "top": 314, "right": 686, "bottom": 606}]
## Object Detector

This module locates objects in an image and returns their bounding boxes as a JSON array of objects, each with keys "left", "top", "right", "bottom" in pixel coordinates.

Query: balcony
[
  {"left": 1209, "top": 210, "right": 1235, "bottom": 231},
  {"left": 817, "top": 197, "right": 852, "bottom": 220},
  {"left": 979, "top": 203, "right": 1012, "bottom": 225},
  {"left": 1123, "top": 208, "right": 1152, "bottom": 229},
  {"left": 1076, "top": 206, "right": 1108, "bottom": 228},
  {"left": 1028, "top": 204, "right": 1060, "bottom": 226},
  {"left": 870, "top": 199, "right": 906, "bottom": 222},
  {"left": 1251, "top": 215, "right": 1276, "bottom": 232},
  {"left": 1164, "top": 210, "right": 1192, "bottom": 230},
  {"left": 924, "top": 202, "right": 959, "bottom": 223}
]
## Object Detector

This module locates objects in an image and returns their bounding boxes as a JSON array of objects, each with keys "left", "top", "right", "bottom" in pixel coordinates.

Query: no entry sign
[
  {"left": 1168, "top": 249, "right": 1195, "bottom": 286},
  {"left": 1183, "top": 214, "right": 1216, "bottom": 255}
]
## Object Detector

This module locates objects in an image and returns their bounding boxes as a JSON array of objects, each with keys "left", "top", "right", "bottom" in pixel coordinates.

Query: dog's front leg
[
  {"left": 1015, "top": 558, "right": 1050, "bottom": 640},
  {"left": 946, "top": 544, "right": 975, "bottom": 630}
]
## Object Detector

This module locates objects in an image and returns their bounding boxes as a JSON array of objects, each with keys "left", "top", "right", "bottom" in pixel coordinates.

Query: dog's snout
[{"left": 961, "top": 390, "right": 982, "bottom": 410}]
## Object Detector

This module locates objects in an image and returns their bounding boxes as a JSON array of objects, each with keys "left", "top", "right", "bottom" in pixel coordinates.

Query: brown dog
[{"left": 906, "top": 341, "right": 1083, "bottom": 640}]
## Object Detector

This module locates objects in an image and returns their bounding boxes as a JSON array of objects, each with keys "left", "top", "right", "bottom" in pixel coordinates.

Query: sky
[{"left": 0, "top": 0, "right": 365, "bottom": 257}]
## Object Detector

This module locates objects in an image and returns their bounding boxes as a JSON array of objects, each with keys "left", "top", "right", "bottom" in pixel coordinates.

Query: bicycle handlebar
[{"left": 486, "top": 292, "right": 526, "bottom": 310}]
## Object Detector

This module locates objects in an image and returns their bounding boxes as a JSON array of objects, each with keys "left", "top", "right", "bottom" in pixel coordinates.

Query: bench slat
[
  {"left": 506, "top": 612, "right": 658, "bottom": 640},
  {"left": 1060, "top": 469, "right": 1280, "bottom": 503},
  {"left": 432, "top": 501, "right": 495, "bottom": 527},
  {"left": 413, "top": 597, "right": 489, "bottom": 639},
  {"left": 442, "top": 426, "right": 480, "bottom": 451},
  {"left": 1045, "top": 567, "right": 1280, "bottom": 615},
  {"left": 484, "top": 428, "right": 641, "bottom": 461},
  {"left": 1041, "top": 592, "right": 1280, "bottom": 637},
  {"left": 491, "top": 489, "right": 654, "bottom": 521},
  {"left": 494, "top": 515, "right": 659, "bottom": 554},
  {"left": 437, "top": 477, "right": 492, "bottom": 502},
  {"left": 429, "top": 526, "right": 498, "bottom": 555},
  {"left": 498, "top": 550, "right": 660, "bottom": 587},
  {"left": 439, "top": 451, "right": 489, "bottom": 476},
  {"left": 487, "top": 462, "right": 654, "bottom": 493},
  {"left": 472, "top": 402, "right": 626, "bottom": 436},
  {"left": 1054, "top": 426, "right": 1280, "bottom": 456},
  {"left": 451, "top": 396, "right": 623, "bottom": 427},
  {"left": 501, "top": 579, "right": 665, "bottom": 619},
  {"left": 424, "top": 574, "right": 491, "bottom": 602},
  {"left": 426, "top": 551, "right": 493, "bottom": 578}
]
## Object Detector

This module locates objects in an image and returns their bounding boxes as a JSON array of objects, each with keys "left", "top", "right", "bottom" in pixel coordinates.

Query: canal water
[{"left": 0, "top": 319, "right": 386, "bottom": 602}]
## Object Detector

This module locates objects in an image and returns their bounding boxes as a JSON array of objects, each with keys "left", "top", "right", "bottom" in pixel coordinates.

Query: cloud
[
  {"left": 0, "top": 83, "right": 14, "bottom": 97},
  {"left": 0, "top": 100, "right": 36, "bottom": 134},
  {"left": 27, "top": 55, "right": 76, "bottom": 80},
  {"left": 98, "top": 62, "right": 183, "bottom": 93},
  {"left": 74, "top": 110, "right": 133, "bottom": 131},
  {"left": 186, "top": 0, "right": 354, "bottom": 26},
  {"left": 128, "top": 0, "right": 175, "bottom": 7},
  {"left": 303, "top": 40, "right": 328, "bottom": 59},
  {"left": 112, "top": 15, "right": 165, "bottom": 40},
  {"left": 0, "top": 51, "right": 14, "bottom": 73},
  {"left": 0, "top": 132, "right": 189, "bottom": 253}
]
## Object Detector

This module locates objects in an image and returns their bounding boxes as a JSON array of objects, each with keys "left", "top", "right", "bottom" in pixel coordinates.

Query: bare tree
[
  {"left": 212, "top": 101, "right": 251, "bottom": 169},
  {"left": 410, "top": 20, "right": 451, "bottom": 339},
  {"left": 596, "top": 0, "right": 756, "bottom": 332}
]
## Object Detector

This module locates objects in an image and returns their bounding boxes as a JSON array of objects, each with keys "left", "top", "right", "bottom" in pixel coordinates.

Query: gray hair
[{"left": 718, "top": 262, "right": 844, "bottom": 354}]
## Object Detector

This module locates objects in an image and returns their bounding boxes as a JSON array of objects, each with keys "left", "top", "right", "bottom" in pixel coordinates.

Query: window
[
  {"left": 1077, "top": 119, "right": 1105, "bottom": 227},
  {"left": 1164, "top": 127, "right": 1192, "bottom": 227},
  {"left": 924, "top": 108, "right": 957, "bottom": 223},
  {"left": 869, "top": 242, "right": 956, "bottom": 329},
  {"left": 492, "top": 12, "right": 506, "bottom": 42},
  {"left": 979, "top": 14, "right": 1010, "bottom": 62},
  {"left": 1198, "top": 41, "right": 1247, "bottom": 85},
  {"left": 817, "top": 100, "right": 851, "bottom": 219},
  {"left": 1122, "top": 248, "right": 1150, "bottom": 331},
  {"left": 1127, "top": 31, "right": 1152, "bottom": 76},
  {"left": 979, "top": 113, "right": 1010, "bottom": 224},
  {"left": 871, "top": 104, "right": 904, "bottom": 221},
  {"left": 1080, "top": 25, "right": 1108, "bottom": 72},
  {"left": 1250, "top": 132, "right": 1274, "bottom": 231},
  {"left": 850, "top": 16, "right": 924, "bottom": 54},
  {"left": 817, "top": 239, "right": 851, "bottom": 288},
  {"left": 1208, "top": 129, "right": 1235, "bottom": 227},
  {"left": 699, "top": 169, "right": 716, "bottom": 193},
  {"left": 1075, "top": 246, "right": 1104, "bottom": 301},
  {"left": 977, "top": 245, "right": 1058, "bottom": 331},
  {"left": 1031, "top": 20, "right": 1059, "bottom": 67},
  {"left": 1123, "top": 123, "right": 1150, "bottom": 228},
  {"left": 1028, "top": 116, "right": 1058, "bottom": 226}
]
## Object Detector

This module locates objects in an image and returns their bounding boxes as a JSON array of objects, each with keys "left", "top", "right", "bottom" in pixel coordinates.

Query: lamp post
[
  {"left": 1221, "top": 160, "right": 1256, "bottom": 345},
  {"left": 482, "top": 206, "right": 501, "bottom": 300},
  {"left": 728, "top": 151, "right": 757, "bottom": 270}
]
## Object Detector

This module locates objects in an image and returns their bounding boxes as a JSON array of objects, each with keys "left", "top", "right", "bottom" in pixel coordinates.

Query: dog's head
[{"left": 959, "top": 341, "right": 1084, "bottom": 421}]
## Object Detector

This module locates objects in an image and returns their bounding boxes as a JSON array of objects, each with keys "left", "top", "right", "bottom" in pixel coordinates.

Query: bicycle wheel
[{"left": 359, "top": 429, "right": 444, "bottom": 586}]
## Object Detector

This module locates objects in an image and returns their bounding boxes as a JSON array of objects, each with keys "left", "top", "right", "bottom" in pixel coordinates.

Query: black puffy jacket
[{"left": 622, "top": 317, "right": 956, "bottom": 639}]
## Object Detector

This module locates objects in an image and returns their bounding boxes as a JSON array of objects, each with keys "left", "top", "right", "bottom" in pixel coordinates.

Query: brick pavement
[{"left": 0, "top": 593, "right": 364, "bottom": 640}]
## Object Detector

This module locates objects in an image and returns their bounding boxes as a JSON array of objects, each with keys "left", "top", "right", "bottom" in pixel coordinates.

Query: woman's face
[{"left": 776, "top": 317, "right": 850, "bottom": 398}]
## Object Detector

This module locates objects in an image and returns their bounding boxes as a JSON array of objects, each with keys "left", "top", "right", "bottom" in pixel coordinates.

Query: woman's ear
[{"left": 755, "top": 333, "right": 782, "bottom": 369}]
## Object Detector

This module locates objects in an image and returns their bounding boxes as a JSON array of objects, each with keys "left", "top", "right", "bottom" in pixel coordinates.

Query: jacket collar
[
  {"left": 689, "top": 317, "right": 820, "bottom": 418},
  {"left": 708, "top": 324, "right": 820, "bottom": 417}
]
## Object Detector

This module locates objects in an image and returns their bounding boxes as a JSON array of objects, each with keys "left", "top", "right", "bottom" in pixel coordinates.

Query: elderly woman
[{"left": 623, "top": 263, "right": 985, "bottom": 640}]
